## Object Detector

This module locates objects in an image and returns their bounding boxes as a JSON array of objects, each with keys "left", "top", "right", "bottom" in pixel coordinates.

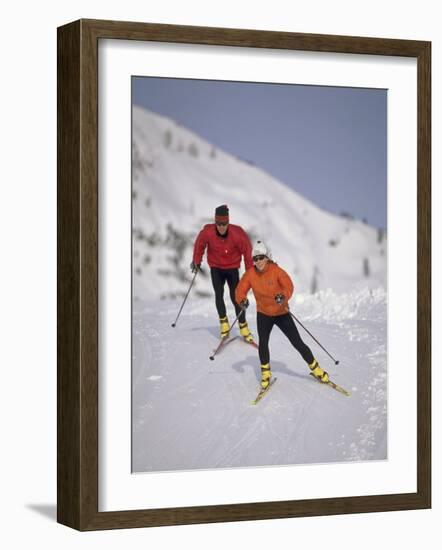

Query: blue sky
[{"left": 133, "top": 77, "right": 387, "bottom": 229}]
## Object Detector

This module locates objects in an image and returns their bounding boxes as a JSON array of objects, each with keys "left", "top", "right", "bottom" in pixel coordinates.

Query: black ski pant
[
  {"left": 210, "top": 267, "right": 246, "bottom": 324},
  {"left": 257, "top": 311, "right": 314, "bottom": 366}
]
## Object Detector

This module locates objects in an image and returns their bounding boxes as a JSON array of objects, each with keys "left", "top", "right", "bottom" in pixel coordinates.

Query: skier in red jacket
[{"left": 191, "top": 205, "right": 254, "bottom": 341}]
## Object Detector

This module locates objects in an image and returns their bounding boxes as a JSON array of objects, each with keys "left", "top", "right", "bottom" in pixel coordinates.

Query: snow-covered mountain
[{"left": 132, "top": 105, "right": 387, "bottom": 301}]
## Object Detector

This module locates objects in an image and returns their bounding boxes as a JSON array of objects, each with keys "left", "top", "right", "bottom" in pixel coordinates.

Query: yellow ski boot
[
  {"left": 309, "top": 359, "right": 329, "bottom": 383},
  {"left": 219, "top": 316, "right": 230, "bottom": 338},
  {"left": 260, "top": 364, "right": 272, "bottom": 390},
  {"left": 239, "top": 321, "right": 254, "bottom": 343}
]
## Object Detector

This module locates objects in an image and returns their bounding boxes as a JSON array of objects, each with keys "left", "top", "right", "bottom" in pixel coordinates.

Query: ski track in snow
[{"left": 132, "top": 290, "right": 387, "bottom": 472}]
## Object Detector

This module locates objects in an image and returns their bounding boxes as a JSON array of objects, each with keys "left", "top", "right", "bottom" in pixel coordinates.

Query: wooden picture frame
[{"left": 57, "top": 18, "right": 431, "bottom": 530}]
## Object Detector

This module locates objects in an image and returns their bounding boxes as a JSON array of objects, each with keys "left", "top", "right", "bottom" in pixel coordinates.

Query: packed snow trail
[{"left": 132, "top": 289, "right": 387, "bottom": 473}]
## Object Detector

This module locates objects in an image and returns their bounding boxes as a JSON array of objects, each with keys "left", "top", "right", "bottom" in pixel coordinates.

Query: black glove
[
  {"left": 190, "top": 261, "right": 201, "bottom": 273},
  {"left": 275, "top": 293, "right": 285, "bottom": 304},
  {"left": 240, "top": 299, "right": 249, "bottom": 309}
]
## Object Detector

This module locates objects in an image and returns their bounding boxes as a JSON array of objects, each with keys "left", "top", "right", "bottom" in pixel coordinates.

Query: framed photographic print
[{"left": 57, "top": 19, "right": 431, "bottom": 530}]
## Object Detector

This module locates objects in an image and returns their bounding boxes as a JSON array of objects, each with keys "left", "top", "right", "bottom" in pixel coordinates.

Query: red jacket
[
  {"left": 193, "top": 224, "right": 253, "bottom": 270},
  {"left": 235, "top": 261, "right": 294, "bottom": 316}
]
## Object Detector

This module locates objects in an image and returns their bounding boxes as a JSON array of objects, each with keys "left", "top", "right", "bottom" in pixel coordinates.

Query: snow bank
[{"left": 293, "top": 287, "right": 387, "bottom": 323}]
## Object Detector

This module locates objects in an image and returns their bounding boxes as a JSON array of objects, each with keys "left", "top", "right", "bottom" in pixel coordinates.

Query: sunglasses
[
  {"left": 253, "top": 254, "right": 267, "bottom": 262},
  {"left": 216, "top": 221, "right": 228, "bottom": 227}
]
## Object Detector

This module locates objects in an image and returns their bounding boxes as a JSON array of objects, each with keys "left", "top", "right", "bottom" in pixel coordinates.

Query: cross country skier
[
  {"left": 235, "top": 240, "right": 329, "bottom": 390},
  {"left": 191, "top": 205, "right": 254, "bottom": 341}
]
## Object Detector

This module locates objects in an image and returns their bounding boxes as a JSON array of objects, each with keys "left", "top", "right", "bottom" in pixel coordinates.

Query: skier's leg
[
  {"left": 226, "top": 269, "right": 246, "bottom": 323},
  {"left": 276, "top": 314, "right": 329, "bottom": 382},
  {"left": 226, "top": 269, "right": 253, "bottom": 340},
  {"left": 256, "top": 312, "right": 274, "bottom": 388},
  {"left": 210, "top": 268, "right": 226, "bottom": 317},
  {"left": 275, "top": 313, "right": 314, "bottom": 363},
  {"left": 211, "top": 268, "right": 230, "bottom": 337},
  {"left": 256, "top": 312, "right": 274, "bottom": 363}
]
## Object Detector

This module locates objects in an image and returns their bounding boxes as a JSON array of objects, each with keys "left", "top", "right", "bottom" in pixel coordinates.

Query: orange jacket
[{"left": 235, "top": 261, "right": 294, "bottom": 317}]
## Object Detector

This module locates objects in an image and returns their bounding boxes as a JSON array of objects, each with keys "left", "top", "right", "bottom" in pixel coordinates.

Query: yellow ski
[
  {"left": 309, "top": 373, "right": 350, "bottom": 396},
  {"left": 252, "top": 377, "right": 277, "bottom": 405}
]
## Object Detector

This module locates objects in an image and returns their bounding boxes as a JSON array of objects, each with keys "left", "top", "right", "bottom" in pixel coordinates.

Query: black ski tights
[
  {"left": 257, "top": 312, "right": 314, "bottom": 365},
  {"left": 210, "top": 267, "right": 246, "bottom": 324}
]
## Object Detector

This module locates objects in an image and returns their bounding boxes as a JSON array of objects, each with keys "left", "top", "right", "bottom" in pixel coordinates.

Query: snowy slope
[
  {"left": 132, "top": 289, "right": 387, "bottom": 472},
  {"left": 132, "top": 106, "right": 387, "bottom": 301}
]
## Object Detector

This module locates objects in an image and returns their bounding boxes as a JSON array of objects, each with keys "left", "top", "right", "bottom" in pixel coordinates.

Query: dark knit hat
[{"left": 215, "top": 204, "right": 229, "bottom": 223}]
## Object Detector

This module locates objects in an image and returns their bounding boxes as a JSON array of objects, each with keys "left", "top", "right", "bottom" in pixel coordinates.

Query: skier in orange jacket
[{"left": 235, "top": 240, "right": 329, "bottom": 390}]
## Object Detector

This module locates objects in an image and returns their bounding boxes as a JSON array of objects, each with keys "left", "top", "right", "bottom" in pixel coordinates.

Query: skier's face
[
  {"left": 216, "top": 221, "right": 229, "bottom": 235},
  {"left": 254, "top": 255, "right": 268, "bottom": 271}
]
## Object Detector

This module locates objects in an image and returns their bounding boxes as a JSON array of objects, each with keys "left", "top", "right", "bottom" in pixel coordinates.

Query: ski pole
[
  {"left": 209, "top": 306, "right": 245, "bottom": 361},
  {"left": 286, "top": 308, "right": 340, "bottom": 365},
  {"left": 171, "top": 269, "right": 199, "bottom": 328}
]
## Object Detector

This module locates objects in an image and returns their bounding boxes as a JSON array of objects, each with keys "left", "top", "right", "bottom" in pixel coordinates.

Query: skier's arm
[
  {"left": 277, "top": 268, "right": 294, "bottom": 302},
  {"left": 235, "top": 272, "right": 252, "bottom": 305},
  {"left": 192, "top": 227, "right": 208, "bottom": 265},
  {"left": 239, "top": 229, "right": 254, "bottom": 270}
]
